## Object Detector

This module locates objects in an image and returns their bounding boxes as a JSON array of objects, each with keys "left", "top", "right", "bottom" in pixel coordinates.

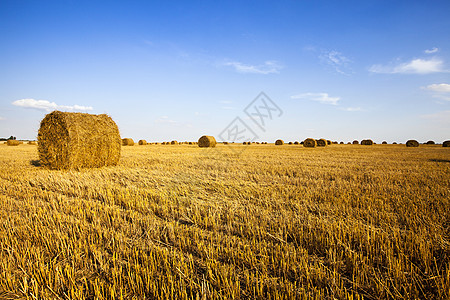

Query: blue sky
[{"left": 1, "top": 0, "right": 449, "bottom": 143}]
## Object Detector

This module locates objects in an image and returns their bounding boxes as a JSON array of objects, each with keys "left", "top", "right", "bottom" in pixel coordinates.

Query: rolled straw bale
[
  {"left": 171, "top": 140, "right": 178, "bottom": 145},
  {"left": 426, "top": 140, "right": 435, "bottom": 145},
  {"left": 223, "top": 142, "right": 228, "bottom": 145},
  {"left": 7, "top": 140, "right": 20, "bottom": 146},
  {"left": 303, "top": 138, "right": 316, "bottom": 148},
  {"left": 38, "top": 111, "right": 121, "bottom": 170},
  {"left": 288, "top": 141, "right": 293, "bottom": 145},
  {"left": 382, "top": 141, "right": 387, "bottom": 144},
  {"left": 316, "top": 139, "right": 327, "bottom": 147},
  {"left": 406, "top": 140, "right": 419, "bottom": 147},
  {"left": 340, "top": 142, "right": 344, "bottom": 144},
  {"left": 361, "top": 139, "right": 373, "bottom": 145},
  {"left": 352, "top": 140, "right": 359, "bottom": 145},
  {"left": 28, "top": 141, "right": 37, "bottom": 145},
  {"left": 275, "top": 139, "right": 284, "bottom": 145},
  {"left": 326, "top": 140, "right": 331, "bottom": 145},
  {"left": 138, "top": 140, "right": 147, "bottom": 145},
  {"left": 122, "top": 138, "right": 134, "bottom": 146},
  {"left": 198, "top": 135, "right": 217, "bottom": 147},
  {"left": 443, "top": 140, "right": 450, "bottom": 147}
]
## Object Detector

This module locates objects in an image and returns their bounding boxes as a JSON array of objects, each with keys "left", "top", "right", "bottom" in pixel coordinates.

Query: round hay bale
[
  {"left": 316, "top": 139, "right": 327, "bottom": 147},
  {"left": 361, "top": 139, "right": 373, "bottom": 145},
  {"left": 288, "top": 141, "right": 293, "bottom": 145},
  {"left": 393, "top": 142, "right": 397, "bottom": 144},
  {"left": 223, "top": 141, "right": 229, "bottom": 145},
  {"left": 122, "top": 138, "right": 134, "bottom": 146},
  {"left": 347, "top": 142, "right": 351, "bottom": 144},
  {"left": 340, "top": 142, "right": 344, "bottom": 144},
  {"left": 198, "top": 135, "right": 217, "bottom": 147},
  {"left": 406, "top": 140, "right": 419, "bottom": 147},
  {"left": 326, "top": 140, "right": 331, "bottom": 145},
  {"left": 382, "top": 141, "right": 387, "bottom": 144},
  {"left": 294, "top": 141, "right": 299, "bottom": 145},
  {"left": 426, "top": 140, "right": 435, "bottom": 145},
  {"left": 303, "top": 138, "right": 316, "bottom": 148},
  {"left": 28, "top": 141, "right": 37, "bottom": 145},
  {"left": 138, "top": 139, "right": 147, "bottom": 145},
  {"left": 171, "top": 140, "right": 178, "bottom": 145},
  {"left": 352, "top": 140, "right": 359, "bottom": 145},
  {"left": 443, "top": 140, "right": 450, "bottom": 147},
  {"left": 38, "top": 111, "right": 121, "bottom": 170},
  {"left": 7, "top": 140, "right": 20, "bottom": 146},
  {"left": 275, "top": 139, "right": 284, "bottom": 145}
]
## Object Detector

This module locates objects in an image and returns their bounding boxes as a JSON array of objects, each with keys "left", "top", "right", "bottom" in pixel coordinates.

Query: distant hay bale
[
  {"left": 28, "top": 141, "right": 37, "bottom": 145},
  {"left": 406, "top": 140, "right": 419, "bottom": 147},
  {"left": 288, "top": 141, "right": 293, "bottom": 145},
  {"left": 347, "top": 142, "right": 351, "bottom": 144},
  {"left": 303, "top": 138, "right": 316, "bottom": 148},
  {"left": 38, "top": 111, "right": 121, "bottom": 170},
  {"left": 340, "top": 142, "right": 344, "bottom": 144},
  {"left": 332, "top": 141, "right": 338, "bottom": 144},
  {"left": 7, "top": 140, "right": 20, "bottom": 146},
  {"left": 198, "top": 135, "right": 217, "bottom": 147},
  {"left": 352, "top": 140, "right": 359, "bottom": 145},
  {"left": 223, "top": 141, "right": 229, "bottom": 145},
  {"left": 138, "top": 139, "right": 147, "bottom": 145},
  {"left": 426, "top": 140, "right": 435, "bottom": 145},
  {"left": 443, "top": 140, "right": 450, "bottom": 147},
  {"left": 393, "top": 142, "right": 397, "bottom": 144},
  {"left": 275, "top": 139, "right": 284, "bottom": 145},
  {"left": 382, "top": 141, "right": 387, "bottom": 144},
  {"left": 326, "top": 140, "right": 331, "bottom": 145},
  {"left": 316, "top": 139, "right": 327, "bottom": 147},
  {"left": 294, "top": 141, "right": 299, "bottom": 145},
  {"left": 361, "top": 139, "right": 374, "bottom": 145},
  {"left": 171, "top": 140, "right": 178, "bottom": 145},
  {"left": 122, "top": 138, "right": 134, "bottom": 146},
  {"left": 256, "top": 142, "right": 260, "bottom": 144}
]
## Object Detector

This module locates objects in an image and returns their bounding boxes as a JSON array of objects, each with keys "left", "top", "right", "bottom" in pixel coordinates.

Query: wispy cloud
[
  {"left": 341, "top": 107, "right": 365, "bottom": 112},
  {"left": 291, "top": 92, "right": 340, "bottom": 105},
  {"left": 320, "top": 50, "right": 351, "bottom": 74},
  {"left": 369, "top": 57, "right": 446, "bottom": 74},
  {"left": 424, "top": 47, "right": 439, "bottom": 54},
  {"left": 423, "top": 83, "right": 450, "bottom": 101},
  {"left": 224, "top": 60, "right": 282, "bottom": 74},
  {"left": 421, "top": 110, "right": 450, "bottom": 124},
  {"left": 154, "top": 116, "right": 178, "bottom": 124},
  {"left": 12, "top": 99, "right": 93, "bottom": 112}
]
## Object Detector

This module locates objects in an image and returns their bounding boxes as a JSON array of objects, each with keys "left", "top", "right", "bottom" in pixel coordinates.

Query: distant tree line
[{"left": 0, "top": 136, "right": 16, "bottom": 141}]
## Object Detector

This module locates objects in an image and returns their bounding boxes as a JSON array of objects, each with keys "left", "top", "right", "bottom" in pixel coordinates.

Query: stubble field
[{"left": 0, "top": 143, "right": 449, "bottom": 299}]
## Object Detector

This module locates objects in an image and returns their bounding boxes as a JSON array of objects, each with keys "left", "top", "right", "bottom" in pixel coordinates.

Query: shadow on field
[
  {"left": 429, "top": 159, "right": 450, "bottom": 163},
  {"left": 30, "top": 160, "right": 41, "bottom": 167}
]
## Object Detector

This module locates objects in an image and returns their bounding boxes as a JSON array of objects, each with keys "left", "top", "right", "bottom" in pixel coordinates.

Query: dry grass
[{"left": 0, "top": 143, "right": 449, "bottom": 299}]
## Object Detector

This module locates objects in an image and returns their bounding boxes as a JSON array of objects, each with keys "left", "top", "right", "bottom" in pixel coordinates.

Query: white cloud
[
  {"left": 0, "top": 117, "right": 5, "bottom": 121},
  {"left": 320, "top": 50, "right": 351, "bottom": 74},
  {"left": 424, "top": 47, "right": 439, "bottom": 54},
  {"left": 341, "top": 107, "right": 364, "bottom": 112},
  {"left": 424, "top": 83, "right": 450, "bottom": 93},
  {"left": 12, "top": 99, "right": 93, "bottom": 112},
  {"left": 291, "top": 92, "right": 340, "bottom": 105},
  {"left": 369, "top": 58, "right": 446, "bottom": 74},
  {"left": 423, "top": 83, "right": 450, "bottom": 101},
  {"left": 421, "top": 110, "right": 450, "bottom": 124},
  {"left": 224, "top": 60, "right": 282, "bottom": 74}
]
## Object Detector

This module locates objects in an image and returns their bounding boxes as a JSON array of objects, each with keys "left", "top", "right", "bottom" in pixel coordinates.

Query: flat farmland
[{"left": 0, "top": 143, "right": 449, "bottom": 299}]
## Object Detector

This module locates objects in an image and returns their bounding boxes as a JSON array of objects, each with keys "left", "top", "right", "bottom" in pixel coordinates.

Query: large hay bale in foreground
[
  {"left": 7, "top": 140, "right": 20, "bottom": 146},
  {"left": 198, "top": 135, "right": 217, "bottom": 147},
  {"left": 406, "top": 140, "right": 419, "bottom": 147},
  {"left": 275, "top": 139, "right": 284, "bottom": 145},
  {"left": 361, "top": 139, "right": 373, "bottom": 145},
  {"left": 138, "top": 139, "right": 147, "bottom": 145},
  {"left": 316, "top": 139, "right": 327, "bottom": 147},
  {"left": 122, "top": 138, "right": 134, "bottom": 146},
  {"left": 443, "top": 140, "right": 450, "bottom": 147},
  {"left": 303, "top": 138, "right": 316, "bottom": 148},
  {"left": 38, "top": 111, "right": 121, "bottom": 170}
]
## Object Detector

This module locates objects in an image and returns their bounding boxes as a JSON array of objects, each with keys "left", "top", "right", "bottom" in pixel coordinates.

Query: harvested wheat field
[{"left": 0, "top": 143, "right": 449, "bottom": 299}]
